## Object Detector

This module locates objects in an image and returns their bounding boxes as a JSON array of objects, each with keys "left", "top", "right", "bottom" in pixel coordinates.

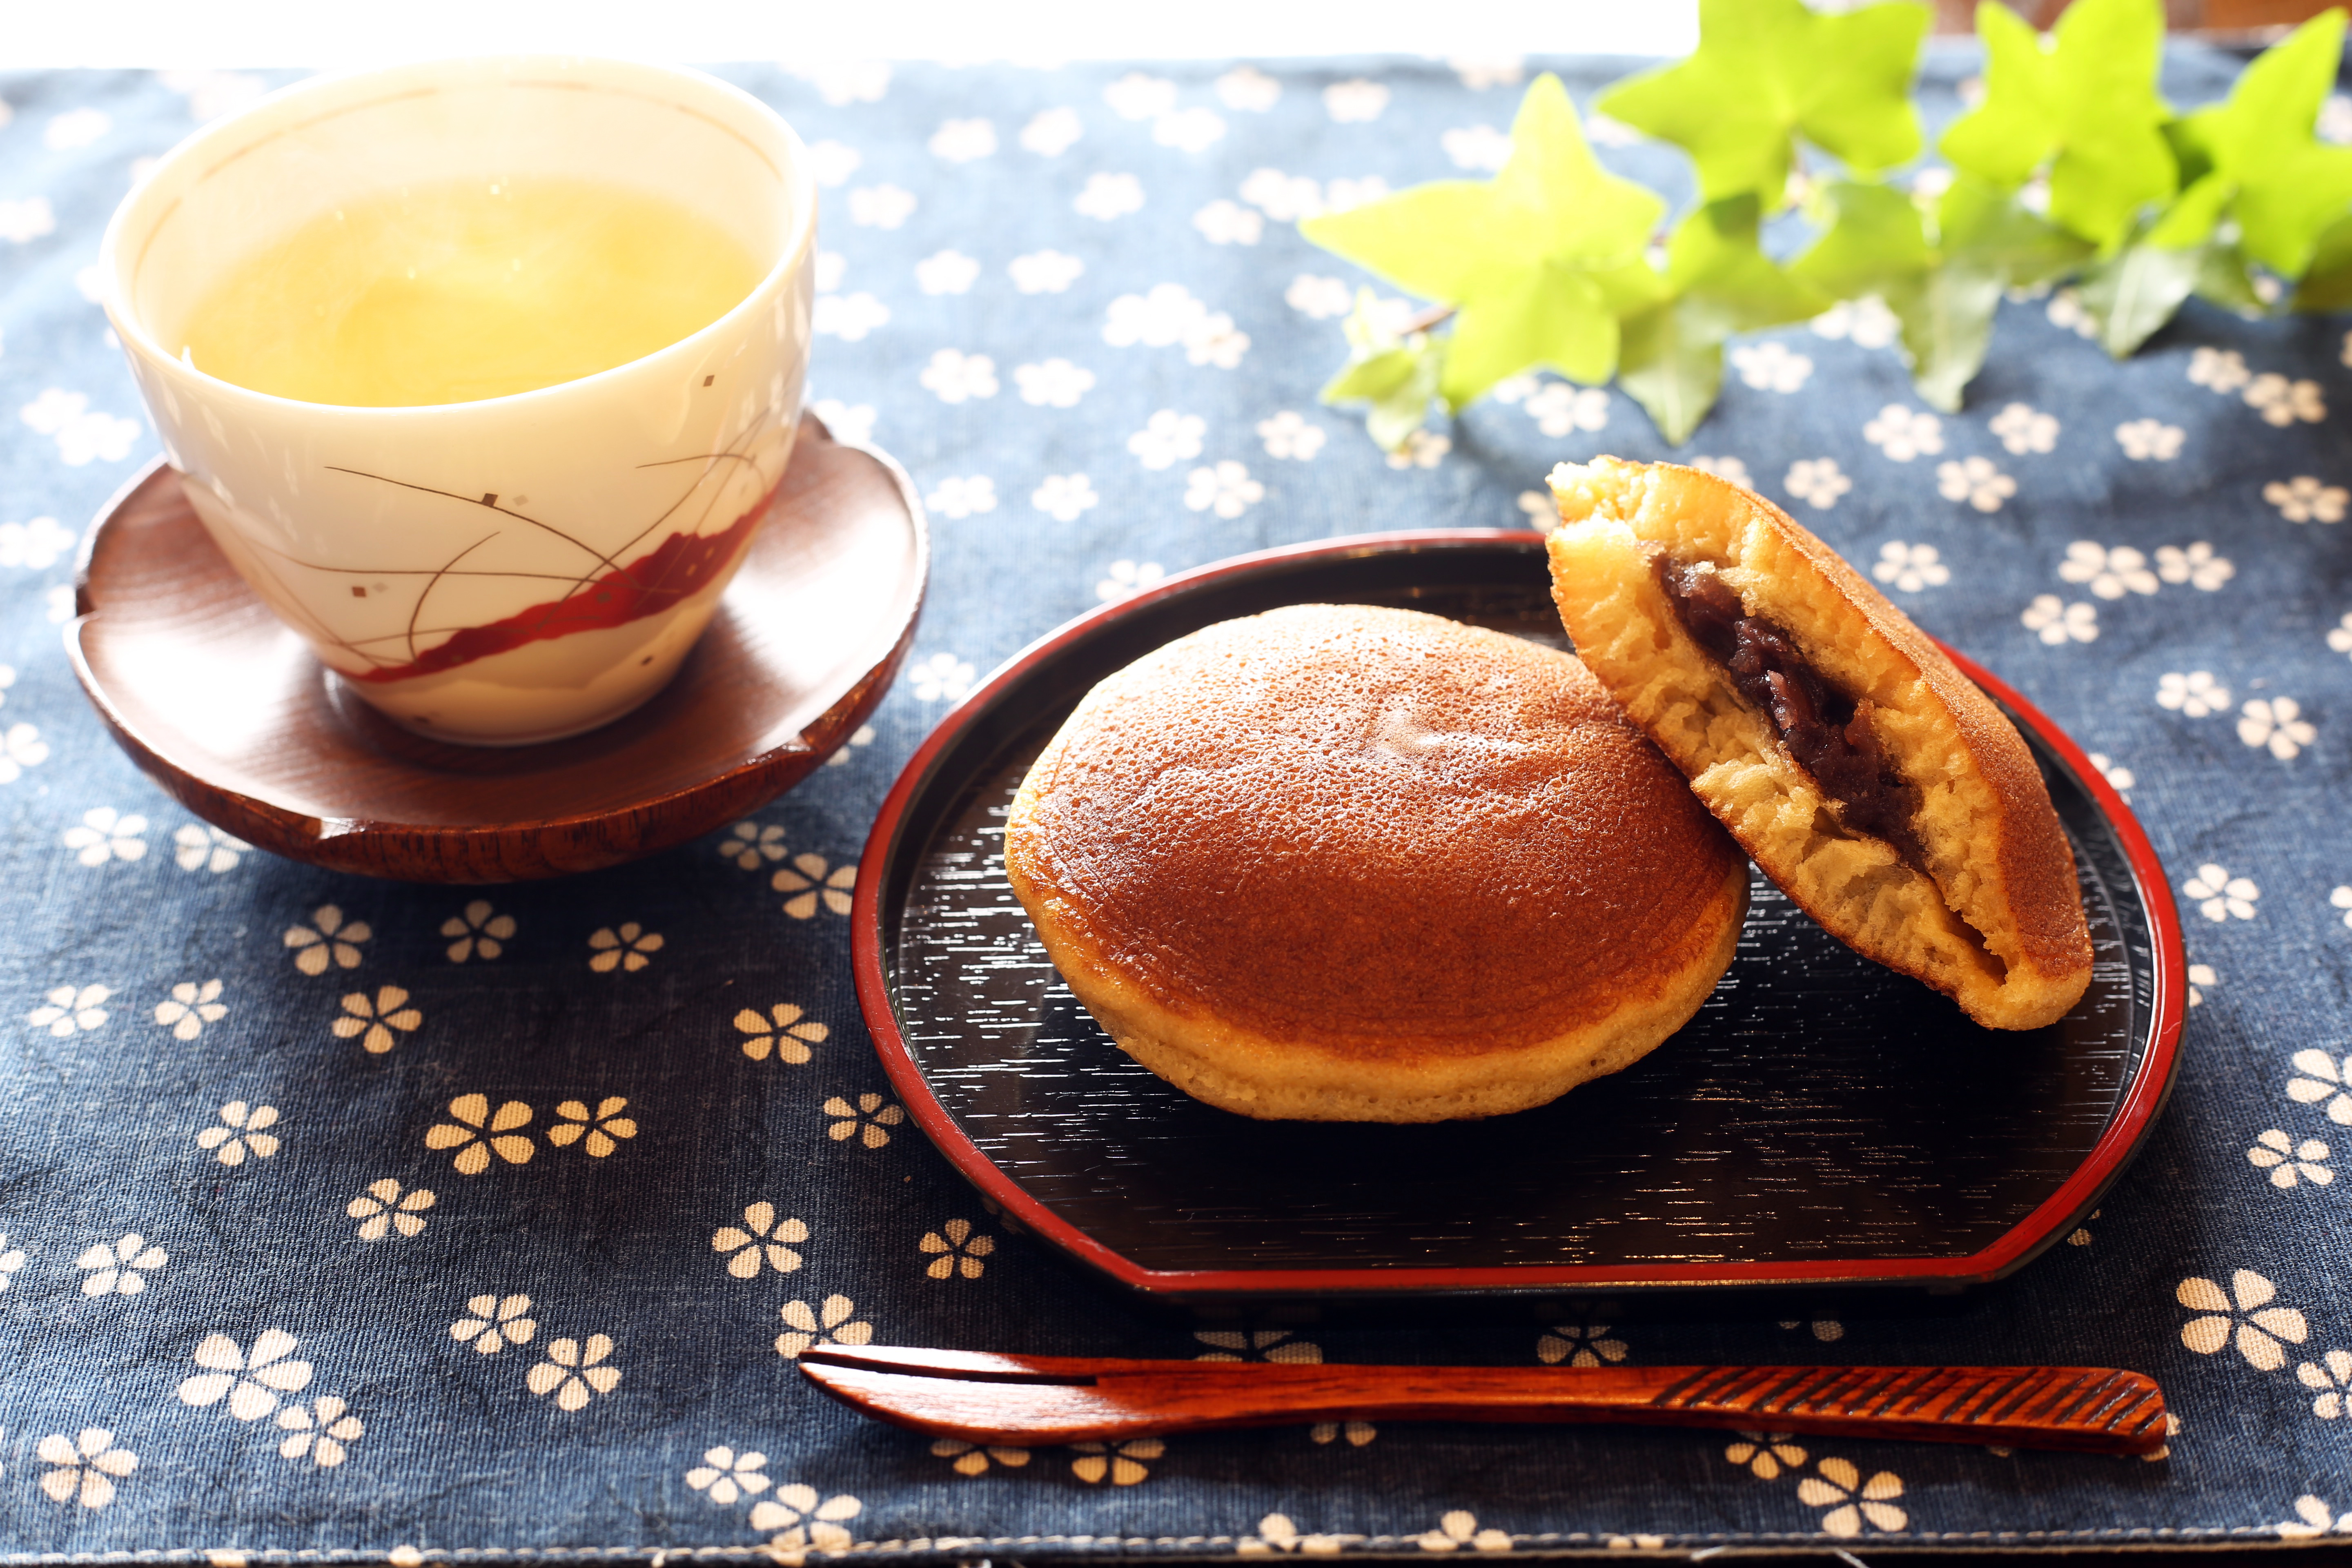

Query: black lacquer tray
[{"left": 851, "top": 532, "right": 2187, "bottom": 1303}]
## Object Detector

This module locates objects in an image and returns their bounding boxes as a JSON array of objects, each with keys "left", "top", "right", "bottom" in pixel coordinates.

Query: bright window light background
[{"left": 1, "top": 0, "right": 1697, "bottom": 67}]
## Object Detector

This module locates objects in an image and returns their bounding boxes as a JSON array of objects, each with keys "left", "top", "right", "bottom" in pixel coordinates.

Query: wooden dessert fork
[{"left": 798, "top": 1345, "right": 2169, "bottom": 1456}]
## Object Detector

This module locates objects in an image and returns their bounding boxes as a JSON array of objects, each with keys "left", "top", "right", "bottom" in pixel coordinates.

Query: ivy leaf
[
  {"left": 1317, "top": 291, "right": 1447, "bottom": 452},
  {"left": 1302, "top": 73, "right": 1664, "bottom": 410},
  {"left": 2164, "top": 10, "right": 2352, "bottom": 278},
  {"left": 1617, "top": 194, "right": 1830, "bottom": 443},
  {"left": 1599, "top": 0, "right": 1927, "bottom": 206},
  {"left": 2292, "top": 212, "right": 2352, "bottom": 312},
  {"left": 1938, "top": 0, "right": 2176, "bottom": 252},
  {"left": 1791, "top": 176, "right": 2090, "bottom": 410}
]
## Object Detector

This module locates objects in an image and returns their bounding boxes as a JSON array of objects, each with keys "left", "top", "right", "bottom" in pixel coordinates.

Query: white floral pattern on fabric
[
  {"left": 1518, "top": 491, "right": 1556, "bottom": 529},
  {"left": 919, "top": 350, "right": 998, "bottom": 403},
  {"left": 450, "top": 1293, "right": 536, "bottom": 1354},
  {"left": 1784, "top": 459, "right": 1852, "bottom": 508},
  {"left": 29, "top": 982, "right": 109, "bottom": 1036},
  {"left": 347, "top": 1178, "right": 434, "bottom": 1240},
  {"left": 1285, "top": 274, "right": 1353, "bottom": 319},
  {"left": 440, "top": 900, "right": 515, "bottom": 962},
  {"left": 2265, "top": 476, "right": 2347, "bottom": 523},
  {"left": 0, "top": 514, "right": 75, "bottom": 568},
  {"left": 1537, "top": 1322, "right": 1628, "bottom": 1366},
  {"left": 2180, "top": 1270, "right": 2308, "bottom": 1369},
  {"left": 2088, "top": 752, "right": 2134, "bottom": 797},
  {"left": 332, "top": 987, "right": 420, "bottom": 1055},
  {"left": 2158, "top": 670, "right": 2232, "bottom": 717},
  {"left": 1452, "top": 55, "right": 1526, "bottom": 90},
  {"left": 808, "top": 399, "right": 876, "bottom": 445},
  {"left": 926, "top": 118, "right": 995, "bottom": 163},
  {"left": 1387, "top": 430, "right": 1450, "bottom": 470},
  {"left": 1103, "top": 72, "right": 1177, "bottom": 121},
  {"left": 63, "top": 807, "right": 146, "bottom": 866},
  {"left": 735, "top": 1003, "right": 827, "bottom": 1064},
  {"left": 844, "top": 185, "right": 915, "bottom": 230},
  {"left": 196, "top": 1100, "right": 279, "bottom": 1165},
  {"left": 1989, "top": 402, "right": 2058, "bottom": 454},
  {"left": 1323, "top": 79, "right": 1390, "bottom": 122},
  {"left": 2245, "top": 373, "right": 2325, "bottom": 427},
  {"left": 748, "top": 1486, "right": 861, "bottom": 1554},
  {"left": 276, "top": 1396, "right": 362, "bottom": 1468},
  {"left": 932, "top": 1437, "right": 1031, "bottom": 1476},
  {"left": 2155, "top": 542, "right": 2234, "bottom": 589},
  {"left": 1215, "top": 66, "right": 1281, "bottom": 111},
  {"left": 38, "top": 1430, "right": 136, "bottom": 1508},
  {"left": 2189, "top": 346, "right": 2252, "bottom": 392},
  {"left": 774, "top": 853, "right": 857, "bottom": 919},
  {"left": 1873, "top": 542, "right": 1949, "bottom": 592},
  {"left": 2115, "top": 419, "right": 2185, "bottom": 461},
  {"left": 2059, "top": 542, "right": 2157, "bottom": 599},
  {"left": 777, "top": 1296, "right": 873, "bottom": 1359},
  {"left": 0, "top": 1232, "right": 27, "bottom": 1289},
  {"left": 1072, "top": 1438, "right": 1165, "bottom": 1486},
  {"left": 1811, "top": 296, "right": 1899, "bottom": 349},
  {"left": 2334, "top": 886, "right": 2352, "bottom": 929},
  {"left": 1032, "top": 473, "right": 1100, "bottom": 521},
  {"left": 527, "top": 1335, "right": 620, "bottom": 1412},
  {"left": 813, "top": 252, "right": 845, "bottom": 293},
  {"left": 284, "top": 906, "right": 368, "bottom": 975},
  {"left": 1310, "top": 1421, "right": 1378, "bottom": 1448},
  {"left": 2301, "top": 1350, "right": 2352, "bottom": 1423},
  {"left": 825, "top": 1093, "right": 904, "bottom": 1149},
  {"left": 585, "top": 924, "right": 664, "bottom": 976},
  {"left": 1441, "top": 125, "right": 1512, "bottom": 172},
  {"left": 2022, "top": 595, "right": 2097, "bottom": 644},
  {"left": 812, "top": 293, "right": 888, "bottom": 342},
  {"left": 1937, "top": 455, "right": 2014, "bottom": 512},
  {"left": 1242, "top": 1511, "right": 1354, "bottom": 1554},
  {"left": 2281, "top": 1494, "right": 2352, "bottom": 1537},
  {"left": 1073, "top": 172, "right": 1145, "bottom": 221},
  {"left": 1014, "top": 358, "right": 1096, "bottom": 408},
  {"left": 2239, "top": 698, "right": 2316, "bottom": 760},
  {"left": 715, "top": 1203, "right": 808, "bottom": 1278},
  {"left": 1194, "top": 200, "right": 1263, "bottom": 245},
  {"left": 1415, "top": 1510, "right": 1512, "bottom": 1552},
  {"left": 20, "top": 389, "right": 141, "bottom": 466},
  {"left": 1725, "top": 1432, "right": 1808, "bottom": 1480},
  {"left": 76, "top": 1232, "right": 166, "bottom": 1296},
  {"left": 1799, "top": 1459, "right": 1906, "bottom": 1536},
  {"left": 1523, "top": 383, "right": 1609, "bottom": 437},
  {"left": 2046, "top": 288, "right": 2097, "bottom": 337},
  {"left": 2185, "top": 863, "right": 2259, "bottom": 921},
  {"left": 1195, "top": 1328, "right": 1322, "bottom": 1363},
  {"left": 1155, "top": 108, "right": 1227, "bottom": 153},
  {"left": 0, "top": 722, "right": 48, "bottom": 784},
  {"left": 1728, "top": 341, "right": 1811, "bottom": 392},
  {"left": 1864, "top": 405, "right": 1944, "bottom": 461},
  {"left": 172, "top": 824, "right": 246, "bottom": 872},
  {"left": 924, "top": 475, "right": 998, "bottom": 519},
  {"left": 1129, "top": 410, "right": 1207, "bottom": 470},
  {"left": 1185, "top": 460, "right": 1265, "bottom": 517},
  {"left": 2250, "top": 1130, "right": 2332, "bottom": 1187},
  {"left": 1018, "top": 108, "right": 1082, "bottom": 157},
  {"left": 686, "top": 1446, "right": 771, "bottom": 1505},
  {"left": 424, "top": 1094, "right": 533, "bottom": 1174},
  {"left": 1688, "top": 455, "right": 1751, "bottom": 489},
  {"left": 1256, "top": 411, "right": 1326, "bottom": 461},
  {"left": 178, "top": 1329, "right": 313, "bottom": 1419},
  {"left": 1097, "top": 559, "right": 1167, "bottom": 601},
  {"left": 0, "top": 197, "right": 57, "bottom": 245},
  {"left": 2188, "top": 960, "right": 2214, "bottom": 1005},
  {"left": 1009, "top": 250, "right": 1084, "bottom": 294},
  {"left": 919, "top": 1218, "right": 995, "bottom": 1279}
]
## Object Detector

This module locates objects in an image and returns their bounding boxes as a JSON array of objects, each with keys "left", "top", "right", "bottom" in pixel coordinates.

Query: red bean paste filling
[{"left": 1653, "top": 552, "right": 1929, "bottom": 869}]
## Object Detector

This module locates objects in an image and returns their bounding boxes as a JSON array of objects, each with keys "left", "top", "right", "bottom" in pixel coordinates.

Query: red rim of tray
[{"left": 851, "top": 529, "right": 2189, "bottom": 1299}]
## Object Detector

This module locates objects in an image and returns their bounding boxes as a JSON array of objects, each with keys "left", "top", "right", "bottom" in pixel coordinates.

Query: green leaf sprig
[{"left": 1303, "top": 0, "right": 2352, "bottom": 454}]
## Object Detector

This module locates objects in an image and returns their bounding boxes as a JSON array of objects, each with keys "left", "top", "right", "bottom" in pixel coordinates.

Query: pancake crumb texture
[
  {"left": 1546, "top": 457, "right": 2092, "bottom": 1031},
  {"left": 1003, "top": 603, "right": 1749, "bottom": 1122}
]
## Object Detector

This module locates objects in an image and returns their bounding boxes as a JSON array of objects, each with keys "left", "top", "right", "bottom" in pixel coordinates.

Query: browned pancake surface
[{"left": 1010, "top": 603, "right": 1745, "bottom": 1059}]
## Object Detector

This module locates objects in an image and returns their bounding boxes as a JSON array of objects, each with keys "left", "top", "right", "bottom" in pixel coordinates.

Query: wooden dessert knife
[{"left": 797, "top": 1345, "right": 2168, "bottom": 1455}]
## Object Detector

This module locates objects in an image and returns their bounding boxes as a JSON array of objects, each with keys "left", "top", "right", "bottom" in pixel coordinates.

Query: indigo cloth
[{"left": 3, "top": 45, "right": 2352, "bottom": 1561}]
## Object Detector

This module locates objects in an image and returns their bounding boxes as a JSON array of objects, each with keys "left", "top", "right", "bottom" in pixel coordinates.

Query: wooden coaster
[{"left": 67, "top": 413, "right": 927, "bottom": 883}]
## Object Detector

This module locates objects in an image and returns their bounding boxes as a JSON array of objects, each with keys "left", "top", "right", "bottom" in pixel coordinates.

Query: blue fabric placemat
[{"left": 4, "top": 45, "right": 2352, "bottom": 1560}]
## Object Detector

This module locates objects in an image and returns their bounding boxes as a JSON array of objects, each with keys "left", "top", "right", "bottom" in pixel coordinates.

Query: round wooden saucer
[{"left": 67, "top": 412, "right": 927, "bottom": 883}]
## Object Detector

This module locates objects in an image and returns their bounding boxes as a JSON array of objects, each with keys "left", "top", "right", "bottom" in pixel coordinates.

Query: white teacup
[{"left": 100, "top": 57, "right": 816, "bottom": 746}]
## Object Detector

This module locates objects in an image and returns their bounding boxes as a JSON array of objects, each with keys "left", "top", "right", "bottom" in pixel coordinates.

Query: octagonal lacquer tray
[{"left": 851, "top": 532, "right": 2187, "bottom": 1305}]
